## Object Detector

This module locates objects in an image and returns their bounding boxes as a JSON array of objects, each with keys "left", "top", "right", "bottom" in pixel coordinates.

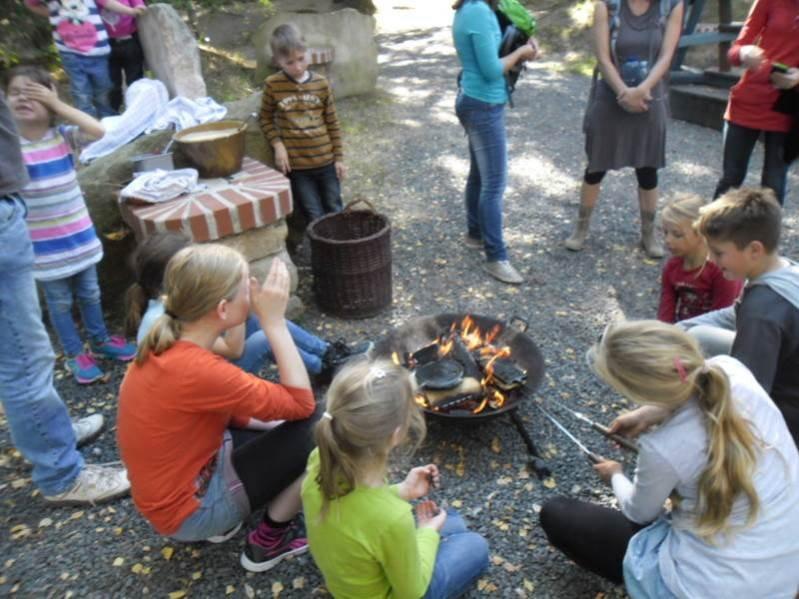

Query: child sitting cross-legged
[
  {"left": 657, "top": 193, "right": 742, "bottom": 323},
  {"left": 301, "top": 360, "right": 489, "bottom": 599},
  {"left": 680, "top": 188, "right": 799, "bottom": 447},
  {"left": 118, "top": 246, "right": 319, "bottom": 571},
  {"left": 259, "top": 23, "right": 345, "bottom": 226},
  {"left": 126, "top": 232, "right": 371, "bottom": 377},
  {"left": 7, "top": 65, "right": 136, "bottom": 384}
]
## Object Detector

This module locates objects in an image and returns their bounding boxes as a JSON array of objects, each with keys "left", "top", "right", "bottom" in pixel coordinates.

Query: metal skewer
[
  {"left": 534, "top": 403, "right": 605, "bottom": 464},
  {"left": 547, "top": 397, "right": 640, "bottom": 453}
]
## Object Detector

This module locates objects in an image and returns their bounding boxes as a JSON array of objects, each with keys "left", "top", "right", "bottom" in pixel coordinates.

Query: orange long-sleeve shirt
[{"left": 117, "top": 341, "right": 315, "bottom": 535}]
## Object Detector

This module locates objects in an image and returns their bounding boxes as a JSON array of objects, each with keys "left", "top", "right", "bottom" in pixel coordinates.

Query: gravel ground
[{"left": 2, "top": 6, "right": 798, "bottom": 598}]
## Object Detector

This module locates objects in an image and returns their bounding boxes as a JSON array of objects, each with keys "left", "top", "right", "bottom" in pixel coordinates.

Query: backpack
[
  {"left": 605, "top": 0, "right": 679, "bottom": 66},
  {"left": 496, "top": 0, "right": 538, "bottom": 103}
]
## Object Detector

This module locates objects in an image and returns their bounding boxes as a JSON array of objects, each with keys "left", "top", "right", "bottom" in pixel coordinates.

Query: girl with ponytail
[
  {"left": 301, "top": 359, "right": 489, "bottom": 598},
  {"left": 118, "top": 244, "right": 319, "bottom": 573},
  {"left": 540, "top": 320, "right": 799, "bottom": 598}
]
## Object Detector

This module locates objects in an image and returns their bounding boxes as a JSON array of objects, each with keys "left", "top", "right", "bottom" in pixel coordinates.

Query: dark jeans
[
  {"left": 455, "top": 92, "right": 508, "bottom": 262},
  {"left": 289, "top": 163, "right": 342, "bottom": 224},
  {"left": 539, "top": 496, "right": 646, "bottom": 584},
  {"left": 59, "top": 52, "right": 115, "bottom": 118},
  {"left": 714, "top": 121, "right": 789, "bottom": 205},
  {"left": 109, "top": 34, "right": 145, "bottom": 111}
]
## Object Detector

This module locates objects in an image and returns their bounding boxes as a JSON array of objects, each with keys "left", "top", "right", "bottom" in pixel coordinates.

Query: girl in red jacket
[{"left": 714, "top": 0, "right": 799, "bottom": 205}]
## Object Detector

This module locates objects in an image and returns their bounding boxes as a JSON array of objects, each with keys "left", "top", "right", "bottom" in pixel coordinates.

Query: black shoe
[{"left": 322, "top": 338, "right": 373, "bottom": 372}]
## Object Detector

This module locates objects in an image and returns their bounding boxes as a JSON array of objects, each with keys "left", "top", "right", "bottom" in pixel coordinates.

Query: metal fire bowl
[{"left": 371, "top": 313, "right": 545, "bottom": 420}]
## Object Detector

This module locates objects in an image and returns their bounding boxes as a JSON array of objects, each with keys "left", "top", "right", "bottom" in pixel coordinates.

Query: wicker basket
[{"left": 308, "top": 198, "right": 392, "bottom": 318}]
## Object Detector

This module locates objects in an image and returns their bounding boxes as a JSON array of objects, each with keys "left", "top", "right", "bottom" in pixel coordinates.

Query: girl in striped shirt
[{"left": 7, "top": 65, "right": 136, "bottom": 384}]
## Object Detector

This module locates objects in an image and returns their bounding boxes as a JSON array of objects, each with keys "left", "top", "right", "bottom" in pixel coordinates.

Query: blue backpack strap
[{"left": 605, "top": 0, "right": 621, "bottom": 65}]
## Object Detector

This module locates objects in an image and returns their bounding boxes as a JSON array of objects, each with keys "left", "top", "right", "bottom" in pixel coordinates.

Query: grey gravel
[{"left": 1, "top": 13, "right": 797, "bottom": 599}]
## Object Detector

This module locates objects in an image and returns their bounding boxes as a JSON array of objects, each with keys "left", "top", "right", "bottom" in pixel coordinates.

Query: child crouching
[
  {"left": 7, "top": 65, "right": 135, "bottom": 384},
  {"left": 302, "top": 360, "right": 489, "bottom": 599}
]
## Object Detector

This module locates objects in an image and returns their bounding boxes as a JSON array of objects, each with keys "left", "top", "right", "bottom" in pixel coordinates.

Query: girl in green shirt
[{"left": 301, "top": 359, "right": 489, "bottom": 598}]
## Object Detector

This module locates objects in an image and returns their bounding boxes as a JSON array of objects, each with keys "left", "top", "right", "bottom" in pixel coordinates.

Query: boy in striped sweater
[
  {"left": 259, "top": 23, "right": 346, "bottom": 225},
  {"left": 7, "top": 65, "right": 136, "bottom": 384}
]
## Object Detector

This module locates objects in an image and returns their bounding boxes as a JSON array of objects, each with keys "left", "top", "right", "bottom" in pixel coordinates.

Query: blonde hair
[
  {"left": 136, "top": 244, "right": 247, "bottom": 364},
  {"left": 697, "top": 187, "right": 781, "bottom": 252},
  {"left": 661, "top": 193, "right": 706, "bottom": 230},
  {"left": 589, "top": 320, "right": 760, "bottom": 540},
  {"left": 270, "top": 23, "right": 306, "bottom": 60},
  {"left": 314, "top": 359, "right": 426, "bottom": 518}
]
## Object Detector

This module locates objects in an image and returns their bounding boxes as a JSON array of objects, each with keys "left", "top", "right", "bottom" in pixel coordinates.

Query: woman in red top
[
  {"left": 118, "top": 244, "right": 318, "bottom": 573},
  {"left": 714, "top": 0, "right": 799, "bottom": 205}
]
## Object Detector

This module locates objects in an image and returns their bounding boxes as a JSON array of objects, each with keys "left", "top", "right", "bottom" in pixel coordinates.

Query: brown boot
[
  {"left": 565, "top": 205, "right": 594, "bottom": 251},
  {"left": 640, "top": 210, "right": 664, "bottom": 258}
]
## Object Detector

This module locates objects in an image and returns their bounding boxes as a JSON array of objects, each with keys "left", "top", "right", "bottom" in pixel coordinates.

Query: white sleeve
[{"left": 612, "top": 444, "right": 680, "bottom": 525}]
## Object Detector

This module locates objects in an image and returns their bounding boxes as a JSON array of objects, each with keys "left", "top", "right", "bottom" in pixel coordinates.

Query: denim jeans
[
  {"left": 686, "top": 325, "right": 735, "bottom": 358},
  {"left": 423, "top": 511, "right": 489, "bottom": 599},
  {"left": 235, "top": 316, "right": 328, "bottom": 374},
  {"left": 40, "top": 265, "right": 109, "bottom": 357},
  {"left": 455, "top": 92, "right": 508, "bottom": 262},
  {"left": 58, "top": 51, "right": 115, "bottom": 118},
  {"left": 0, "top": 195, "right": 82, "bottom": 495},
  {"left": 714, "top": 120, "right": 789, "bottom": 205},
  {"left": 289, "top": 162, "right": 343, "bottom": 224}
]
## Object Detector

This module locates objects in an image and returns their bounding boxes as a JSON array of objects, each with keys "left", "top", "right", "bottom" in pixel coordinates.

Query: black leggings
[
  {"left": 539, "top": 496, "right": 645, "bottom": 584},
  {"left": 584, "top": 167, "right": 658, "bottom": 190},
  {"left": 230, "top": 402, "right": 322, "bottom": 513}
]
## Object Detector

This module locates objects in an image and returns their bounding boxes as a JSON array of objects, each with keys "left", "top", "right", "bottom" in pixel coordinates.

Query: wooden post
[{"left": 718, "top": 0, "right": 732, "bottom": 72}]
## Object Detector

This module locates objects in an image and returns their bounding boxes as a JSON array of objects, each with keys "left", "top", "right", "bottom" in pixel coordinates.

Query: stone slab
[{"left": 216, "top": 220, "right": 288, "bottom": 262}]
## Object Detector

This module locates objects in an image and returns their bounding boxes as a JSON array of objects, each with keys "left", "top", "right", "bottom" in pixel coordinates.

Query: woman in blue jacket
[{"left": 453, "top": 0, "right": 537, "bottom": 285}]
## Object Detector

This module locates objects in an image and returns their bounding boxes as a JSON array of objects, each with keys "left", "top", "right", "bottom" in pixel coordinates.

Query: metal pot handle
[
  {"left": 508, "top": 315, "right": 529, "bottom": 333},
  {"left": 343, "top": 197, "right": 376, "bottom": 213}
]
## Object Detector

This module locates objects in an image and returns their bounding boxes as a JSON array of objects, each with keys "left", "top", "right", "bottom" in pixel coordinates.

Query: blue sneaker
[
  {"left": 90, "top": 336, "right": 136, "bottom": 362},
  {"left": 66, "top": 353, "right": 106, "bottom": 385}
]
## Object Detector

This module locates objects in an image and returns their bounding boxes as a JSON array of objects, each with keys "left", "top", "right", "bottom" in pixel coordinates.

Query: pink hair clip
[{"left": 673, "top": 356, "right": 688, "bottom": 383}]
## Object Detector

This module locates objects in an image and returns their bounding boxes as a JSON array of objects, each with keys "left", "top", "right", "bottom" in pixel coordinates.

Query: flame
[
  {"left": 391, "top": 352, "right": 401, "bottom": 365},
  {"left": 415, "top": 394, "right": 430, "bottom": 409},
  {"left": 480, "top": 346, "right": 512, "bottom": 387},
  {"left": 472, "top": 397, "right": 489, "bottom": 414},
  {"left": 489, "top": 389, "right": 506, "bottom": 409},
  {"left": 438, "top": 337, "right": 454, "bottom": 357}
]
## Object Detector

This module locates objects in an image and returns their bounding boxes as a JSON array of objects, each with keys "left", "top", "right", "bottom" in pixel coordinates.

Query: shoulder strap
[{"left": 606, "top": 0, "right": 621, "bottom": 65}]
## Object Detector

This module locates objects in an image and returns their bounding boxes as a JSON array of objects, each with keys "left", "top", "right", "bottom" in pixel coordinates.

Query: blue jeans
[
  {"left": 235, "top": 316, "right": 329, "bottom": 375},
  {"left": 423, "top": 511, "right": 489, "bottom": 599},
  {"left": 40, "top": 265, "right": 109, "bottom": 357},
  {"left": 455, "top": 92, "right": 508, "bottom": 262},
  {"left": 58, "top": 51, "right": 115, "bottom": 118},
  {"left": 714, "top": 120, "right": 789, "bottom": 205},
  {"left": 0, "top": 195, "right": 82, "bottom": 495},
  {"left": 289, "top": 162, "right": 343, "bottom": 224}
]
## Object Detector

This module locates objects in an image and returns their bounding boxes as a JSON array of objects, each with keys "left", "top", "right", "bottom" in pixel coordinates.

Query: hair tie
[
  {"left": 673, "top": 356, "right": 688, "bottom": 383},
  {"left": 322, "top": 411, "right": 333, "bottom": 421}
]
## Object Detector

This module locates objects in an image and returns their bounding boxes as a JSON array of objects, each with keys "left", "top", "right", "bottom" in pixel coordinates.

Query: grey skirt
[{"left": 583, "top": 79, "right": 669, "bottom": 173}]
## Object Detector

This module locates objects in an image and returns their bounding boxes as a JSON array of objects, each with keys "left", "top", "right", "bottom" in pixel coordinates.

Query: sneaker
[
  {"left": 464, "top": 234, "right": 483, "bottom": 250},
  {"left": 66, "top": 353, "right": 106, "bottom": 385},
  {"left": 240, "top": 518, "right": 308, "bottom": 572},
  {"left": 43, "top": 464, "right": 130, "bottom": 506},
  {"left": 90, "top": 336, "right": 136, "bottom": 362},
  {"left": 483, "top": 260, "right": 524, "bottom": 285},
  {"left": 322, "top": 339, "right": 374, "bottom": 372},
  {"left": 207, "top": 521, "right": 242, "bottom": 544},
  {"left": 72, "top": 414, "right": 105, "bottom": 448}
]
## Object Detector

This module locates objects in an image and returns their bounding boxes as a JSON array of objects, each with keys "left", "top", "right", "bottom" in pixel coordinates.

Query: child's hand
[
  {"left": 273, "top": 142, "right": 291, "bottom": 174},
  {"left": 739, "top": 45, "right": 764, "bottom": 71},
  {"left": 771, "top": 67, "right": 799, "bottom": 90},
  {"left": 130, "top": 5, "right": 147, "bottom": 16},
  {"left": 250, "top": 259, "right": 289, "bottom": 329},
  {"left": 335, "top": 161, "right": 347, "bottom": 181},
  {"left": 415, "top": 500, "right": 447, "bottom": 531},
  {"left": 23, "top": 81, "right": 59, "bottom": 109},
  {"left": 593, "top": 459, "right": 623, "bottom": 484},
  {"left": 398, "top": 464, "right": 440, "bottom": 501}
]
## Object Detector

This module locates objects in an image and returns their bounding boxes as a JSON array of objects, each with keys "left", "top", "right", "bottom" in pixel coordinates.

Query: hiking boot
[
  {"left": 464, "top": 234, "right": 482, "bottom": 250},
  {"left": 322, "top": 339, "right": 374, "bottom": 372},
  {"left": 483, "top": 260, "right": 523, "bottom": 285},
  {"left": 43, "top": 464, "right": 130, "bottom": 506},
  {"left": 240, "top": 518, "right": 308, "bottom": 572},
  {"left": 72, "top": 414, "right": 105, "bottom": 448},
  {"left": 66, "top": 353, "right": 105, "bottom": 385},
  {"left": 90, "top": 335, "right": 137, "bottom": 362},
  {"left": 640, "top": 210, "right": 664, "bottom": 259},
  {"left": 207, "top": 521, "right": 242, "bottom": 544},
  {"left": 564, "top": 205, "right": 594, "bottom": 251}
]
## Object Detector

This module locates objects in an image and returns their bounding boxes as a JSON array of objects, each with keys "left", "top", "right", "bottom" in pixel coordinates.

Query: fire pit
[{"left": 372, "top": 313, "right": 549, "bottom": 477}]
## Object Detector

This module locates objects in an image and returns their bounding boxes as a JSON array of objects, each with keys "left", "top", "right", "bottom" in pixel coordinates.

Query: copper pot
[{"left": 173, "top": 120, "right": 247, "bottom": 178}]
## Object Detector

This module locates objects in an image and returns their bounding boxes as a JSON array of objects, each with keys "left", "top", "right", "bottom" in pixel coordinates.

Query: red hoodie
[{"left": 724, "top": 0, "right": 799, "bottom": 133}]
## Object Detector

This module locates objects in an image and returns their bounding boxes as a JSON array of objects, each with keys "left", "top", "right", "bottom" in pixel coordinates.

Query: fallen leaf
[
  {"left": 245, "top": 584, "right": 255, "bottom": 598},
  {"left": 161, "top": 546, "right": 174, "bottom": 561},
  {"left": 451, "top": 499, "right": 463, "bottom": 508},
  {"left": 131, "top": 563, "right": 143, "bottom": 574},
  {"left": 490, "top": 437, "right": 501, "bottom": 454},
  {"left": 226, "top": 586, "right": 236, "bottom": 595},
  {"left": 272, "top": 581, "right": 284, "bottom": 597},
  {"left": 523, "top": 579, "right": 535, "bottom": 592},
  {"left": 112, "top": 557, "right": 124, "bottom": 567},
  {"left": 38, "top": 518, "right": 53, "bottom": 528},
  {"left": 11, "top": 478, "right": 29, "bottom": 489},
  {"left": 490, "top": 555, "right": 504, "bottom": 566},
  {"left": 168, "top": 592, "right": 186, "bottom": 599},
  {"left": 292, "top": 577, "right": 305, "bottom": 589},
  {"left": 496, "top": 476, "right": 512, "bottom": 486},
  {"left": 543, "top": 477, "right": 557, "bottom": 489},
  {"left": 191, "top": 571, "right": 202, "bottom": 581}
]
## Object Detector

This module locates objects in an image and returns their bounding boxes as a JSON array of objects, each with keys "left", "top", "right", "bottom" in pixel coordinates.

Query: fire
[
  {"left": 437, "top": 337, "right": 454, "bottom": 357},
  {"left": 481, "top": 346, "right": 511, "bottom": 387},
  {"left": 415, "top": 394, "right": 430, "bottom": 409},
  {"left": 391, "top": 352, "right": 401, "bottom": 365}
]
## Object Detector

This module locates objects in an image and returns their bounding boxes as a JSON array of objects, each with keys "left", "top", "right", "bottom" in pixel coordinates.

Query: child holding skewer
[{"left": 301, "top": 360, "right": 489, "bottom": 599}]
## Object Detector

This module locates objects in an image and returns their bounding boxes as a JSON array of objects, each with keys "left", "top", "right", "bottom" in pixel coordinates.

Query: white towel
[{"left": 120, "top": 168, "right": 202, "bottom": 203}]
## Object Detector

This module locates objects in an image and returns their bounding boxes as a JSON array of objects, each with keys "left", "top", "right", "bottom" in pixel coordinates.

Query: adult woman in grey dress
[{"left": 565, "top": 0, "right": 683, "bottom": 258}]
